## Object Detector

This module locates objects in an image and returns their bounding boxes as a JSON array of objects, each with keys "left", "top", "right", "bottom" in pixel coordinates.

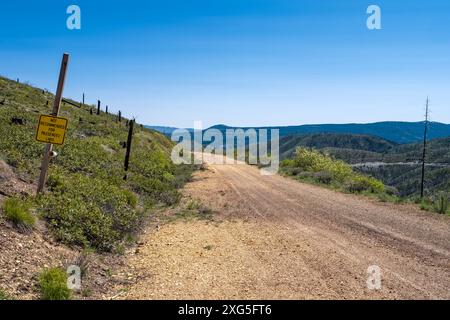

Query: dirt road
[{"left": 117, "top": 158, "right": 450, "bottom": 300}]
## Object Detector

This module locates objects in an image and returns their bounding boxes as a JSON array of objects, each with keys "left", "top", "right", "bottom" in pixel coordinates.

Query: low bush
[
  {"left": 0, "top": 288, "right": 12, "bottom": 300},
  {"left": 282, "top": 148, "right": 386, "bottom": 195},
  {"left": 2, "top": 197, "right": 35, "bottom": 230},
  {"left": 39, "top": 172, "right": 142, "bottom": 251},
  {"left": 296, "top": 171, "right": 314, "bottom": 179},
  {"left": 281, "top": 166, "right": 303, "bottom": 176},
  {"left": 433, "top": 193, "right": 449, "bottom": 215},
  {"left": 39, "top": 268, "right": 71, "bottom": 300},
  {"left": 292, "top": 148, "right": 353, "bottom": 182},
  {"left": 344, "top": 175, "right": 385, "bottom": 194},
  {"left": 385, "top": 185, "right": 400, "bottom": 197},
  {"left": 169, "top": 198, "right": 213, "bottom": 222},
  {"left": 314, "top": 171, "right": 333, "bottom": 184},
  {"left": 420, "top": 198, "right": 433, "bottom": 211}
]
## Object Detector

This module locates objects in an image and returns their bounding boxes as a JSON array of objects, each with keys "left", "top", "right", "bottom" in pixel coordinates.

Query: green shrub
[
  {"left": 433, "top": 193, "right": 449, "bottom": 215},
  {"left": 344, "top": 176, "right": 385, "bottom": 194},
  {"left": 280, "top": 159, "right": 295, "bottom": 168},
  {"left": 172, "top": 164, "right": 195, "bottom": 188},
  {"left": 314, "top": 171, "right": 333, "bottom": 184},
  {"left": 377, "top": 193, "right": 389, "bottom": 202},
  {"left": 123, "top": 189, "right": 138, "bottom": 208},
  {"left": 420, "top": 198, "right": 433, "bottom": 211},
  {"left": 39, "top": 268, "right": 71, "bottom": 300},
  {"left": 82, "top": 288, "right": 92, "bottom": 298},
  {"left": 186, "top": 199, "right": 200, "bottom": 210},
  {"left": 39, "top": 173, "right": 142, "bottom": 251},
  {"left": 0, "top": 288, "right": 12, "bottom": 300},
  {"left": 293, "top": 148, "right": 353, "bottom": 182},
  {"left": 47, "top": 173, "right": 64, "bottom": 191},
  {"left": 173, "top": 202, "right": 213, "bottom": 221},
  {"left": 297, "top": 171, "right": 315, "bottom": 180},
  {"left": 287, "top": 148, "right": 385, "bottom": 195},
  {"left": 2, "top": 197, "right": 35, "bottom": 229},
  {"left": 281, "top": 166, "right": 303, "bottom": 176},
  {"left": 385, "top": 185, "right": 399, "bottom": 196},
  {"left": 129, "top": 175, "right": 180, "bottom": 206}
]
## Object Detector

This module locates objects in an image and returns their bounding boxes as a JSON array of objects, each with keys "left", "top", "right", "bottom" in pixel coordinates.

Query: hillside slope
[{"left": 0, "top": 76, "right": 192, "bottom": 298}]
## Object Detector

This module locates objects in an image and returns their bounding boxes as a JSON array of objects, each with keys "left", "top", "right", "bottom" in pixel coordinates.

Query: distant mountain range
[{"left": 146, "top": 121, "right": 450, "bottom": 144}]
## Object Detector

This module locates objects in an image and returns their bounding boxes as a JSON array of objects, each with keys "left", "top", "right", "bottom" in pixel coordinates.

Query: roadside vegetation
[
  {"left": 170, "top": 199, "right": 213, "bottom": 222},
  {"left": 2, "top": 197, "right": 35, "bottom": 231},
  {"left": 0, "top": 288, "right": 13, "bottom": 300},
  {"left": 0, "top": 76, "right": 194, "bottom": 252},
  {"left": 281, "top": 147, "right": 450, "bottom": 215},
  {"left": 280, "top": 147, "right": 398, "bottom": 201},
  {"left": 38, "top": 268, "right": 71, "bottom": 300},
  {"left": 417, "top": 192, "right": 450, "bottom": 215},
  {"left": 280, "top": 133, "right": 450, "bottom": 198}
]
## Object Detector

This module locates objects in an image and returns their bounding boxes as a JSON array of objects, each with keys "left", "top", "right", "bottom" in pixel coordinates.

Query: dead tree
[{"left": 420, "top": 97, "right": 430, "bottom": 198}]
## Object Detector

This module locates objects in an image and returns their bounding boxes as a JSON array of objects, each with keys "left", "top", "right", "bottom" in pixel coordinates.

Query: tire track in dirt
[
  {"left": 116, "top": 157, "right": 450, "bottom": 300},
  {"left": 211, "top": 163, "right": 450, "bottom": 299}
]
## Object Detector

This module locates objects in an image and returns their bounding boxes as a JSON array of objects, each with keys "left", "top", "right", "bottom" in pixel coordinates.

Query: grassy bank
[{"left": 0, "top": 76, "right": 193, "bottom": 251}]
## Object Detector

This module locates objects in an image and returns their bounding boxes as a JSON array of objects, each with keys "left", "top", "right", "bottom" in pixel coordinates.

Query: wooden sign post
[{"left": 37, "top": 53, "right": 70, "bottom": 195}]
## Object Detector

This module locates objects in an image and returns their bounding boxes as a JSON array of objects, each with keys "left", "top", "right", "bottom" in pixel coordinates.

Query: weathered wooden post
[
  {"left": 97, "top": 100, "right": 101, "bottom": 115},
  {"left": 118, "top": 110, "right": 122, "bottom": 122},
  {"left": 106, "top": 105, "right": 108, "bottom": 114},
  {"left": 37, "top": 53, "right": 69, "bottom": 194},
  {"left": 123, "top": 119, "right": 134, "bottom": 180}
]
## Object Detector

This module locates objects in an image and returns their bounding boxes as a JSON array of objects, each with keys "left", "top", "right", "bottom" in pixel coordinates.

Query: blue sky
[{"left": 1, "top": 0, "right": 449, "bottom": 127}]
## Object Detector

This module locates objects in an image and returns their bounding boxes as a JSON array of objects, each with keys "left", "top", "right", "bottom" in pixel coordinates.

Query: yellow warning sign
[{"left": 35, "top": 115, "right": 68, "bottom": 145}]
